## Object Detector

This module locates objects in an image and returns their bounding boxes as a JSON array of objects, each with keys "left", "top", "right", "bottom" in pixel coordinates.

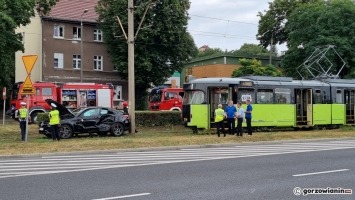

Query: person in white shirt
[{"left": 236, "top": 102, "right": 245, "bottom": 137}]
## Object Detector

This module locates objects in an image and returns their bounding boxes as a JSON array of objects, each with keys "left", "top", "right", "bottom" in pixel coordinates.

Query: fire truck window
[
  {"left": 42, "top": 88, "right": 52, "bottom": 96},
  {"left": 178, "top": 92, "right": 184, "bottom": 99},
  {"left": 165, "top": 92, "right": 175, "bottom": 100},
  {"left": 36, "top": 88, "right": 40, "bottom": 96}
]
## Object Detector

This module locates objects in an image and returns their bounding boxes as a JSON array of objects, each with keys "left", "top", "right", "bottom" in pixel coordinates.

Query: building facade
[
  {"left": 181, "top": 54, "right": 281, "bottom": 86},
  {"left": 15, "top": 0, "right": 127, "bottom": 106}
]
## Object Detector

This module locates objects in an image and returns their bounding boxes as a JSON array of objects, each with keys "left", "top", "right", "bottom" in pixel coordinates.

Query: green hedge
[
  {"left": 37, "top": 111, "right": 182, "bottom": 127},
  {"left": 136, "top": 111, "right": 182, "bottom": 127}
]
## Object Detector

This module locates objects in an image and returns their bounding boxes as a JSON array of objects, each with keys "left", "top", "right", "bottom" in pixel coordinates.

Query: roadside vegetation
[{"left": 1, "top": 122, "right": 355, "bottom": 156}]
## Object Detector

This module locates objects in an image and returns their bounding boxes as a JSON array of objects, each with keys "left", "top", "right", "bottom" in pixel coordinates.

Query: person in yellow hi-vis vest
[
  {"left": 15, "top": 102, "right": 28, "bottom": 141},
  {"left": 48, "top": 103, "right": 61, "bottom": 141},
  {"left": 214, "top": 104, "right": 225, "bottom": 137}
]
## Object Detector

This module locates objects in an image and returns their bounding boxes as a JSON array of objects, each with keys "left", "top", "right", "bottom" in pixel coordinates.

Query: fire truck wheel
[
  {"left": 111, "top": 123, "right": 124, "bottom": 137},
  {"left": 60, "top": 124, "right": 73, "bottom": 139},
  {"left": 31, "top": 112, "right": 41, "bottom": 124}
]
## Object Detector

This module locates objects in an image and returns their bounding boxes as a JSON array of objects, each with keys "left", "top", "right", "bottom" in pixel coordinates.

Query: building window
[
  {"left": 73, "top": 55, "right": 81, "bottom": 69},
  {"left": 54, "top": 53, "right": 64, "bottom": 68},
  {"left": 114, "top": 85, "right": 122, "bottom": 100},
  {"left": 94, "top": 56, "right": 103, "bottom": 70},
  {"left": 73, "top": 27, "right": 81, "bottom": 39},
  {"left": 54, "top": 25, "right": 64, "bottom": 38},
  {"left": 94, "top": 29, "right": 103, "bottom": 42}
]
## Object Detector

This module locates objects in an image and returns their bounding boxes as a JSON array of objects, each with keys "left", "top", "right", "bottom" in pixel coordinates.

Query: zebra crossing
[{"left": 0, "top": 139, "right": 355, "bottom": 179}]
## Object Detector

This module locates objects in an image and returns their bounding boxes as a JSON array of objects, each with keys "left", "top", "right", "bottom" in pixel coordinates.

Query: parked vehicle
[
  {"left": 149, "top": 87, "right": 184, "bottom": 111},
  {"left": 39, "top": 99, "right": 130, "bottom": 139},
  {"left": 9, "top": 81, "right": 114, "bottom": 123}
]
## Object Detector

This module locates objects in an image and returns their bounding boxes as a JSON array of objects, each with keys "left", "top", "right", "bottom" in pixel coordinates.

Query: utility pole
[
  {"left": 128, "top": 0, "right": 135, "bottom": 133},
  {"left": 269, "top": 32, "right": 273, "bottom": 65}
]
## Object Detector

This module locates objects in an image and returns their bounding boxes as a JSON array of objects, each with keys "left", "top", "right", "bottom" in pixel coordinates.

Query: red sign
[{"left": 2, "top": 87, "right": 6, "bottom": 100}]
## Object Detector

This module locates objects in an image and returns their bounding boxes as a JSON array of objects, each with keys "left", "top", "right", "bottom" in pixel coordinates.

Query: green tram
[{"left": 182, "top": 76, "right": 355, "bottom": 131}]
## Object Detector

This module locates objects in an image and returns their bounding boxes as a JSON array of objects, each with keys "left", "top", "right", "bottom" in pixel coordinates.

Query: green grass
[{"left": 1, "top": 122, "right": 355, "bottom": 156}]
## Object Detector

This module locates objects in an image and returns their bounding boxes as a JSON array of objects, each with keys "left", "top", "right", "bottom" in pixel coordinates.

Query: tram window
[
  {"left": 275, "top": 88, "right": 291, "bottom": 104},
  {"left": 257, "top": 89, "right": 273, "bottom": 104},
  {"left": 237, "top": 90, "right": 254, "bottom": 103},
  {"left": 314, "top": 90, "right": 322, "bottom": 104},
  {"left": 184, "top": 90, "right": 205, "bottom": 104},
  {"left": 336, "top": 89, "right": 342, "bottom": 103}
]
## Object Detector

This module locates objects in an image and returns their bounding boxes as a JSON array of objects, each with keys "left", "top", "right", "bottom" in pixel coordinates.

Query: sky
[{"left": 188, "top": 0, "right": 286, "bottom": 52}]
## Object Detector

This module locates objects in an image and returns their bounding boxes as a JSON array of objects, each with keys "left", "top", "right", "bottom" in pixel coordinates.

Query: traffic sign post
[
  {"left": 2, "top": 87, "right": 6, "bottom": 126},
  {"left": 22, "top": 55, "right": 38, "bottom": 141}
]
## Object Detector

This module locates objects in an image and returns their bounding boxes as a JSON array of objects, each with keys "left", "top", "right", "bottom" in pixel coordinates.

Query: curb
[{"left": 1, "top": 137, "right": 355, "bottom": 159}]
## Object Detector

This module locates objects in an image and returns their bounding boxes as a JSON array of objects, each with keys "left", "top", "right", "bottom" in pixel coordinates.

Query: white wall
[{"left": 15, "top": 13, "right": 42, "bottom": 83}]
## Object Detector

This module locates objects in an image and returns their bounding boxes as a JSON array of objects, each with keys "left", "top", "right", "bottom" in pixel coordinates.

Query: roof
[{"left": 45, "top": 0, "right": 99, "bottom": 23}]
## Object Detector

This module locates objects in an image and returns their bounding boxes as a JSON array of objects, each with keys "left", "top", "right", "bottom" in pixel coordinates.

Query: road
[{"left": 0, "top": 139, "right": 354, "bottom": 200}]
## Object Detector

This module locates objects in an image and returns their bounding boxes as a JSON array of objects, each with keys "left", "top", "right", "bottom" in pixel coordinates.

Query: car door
[{"left": 76, "top": 108, "right": 100, "bottom": 131}]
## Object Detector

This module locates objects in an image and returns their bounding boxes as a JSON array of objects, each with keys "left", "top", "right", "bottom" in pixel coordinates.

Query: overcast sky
[{"left": 188, "top": 0, "right": 286, "bottom": 52}]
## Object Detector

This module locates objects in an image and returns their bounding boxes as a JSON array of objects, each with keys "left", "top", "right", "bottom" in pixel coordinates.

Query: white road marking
[
  {"left": 92, "top": 193, "right": 151, "bottom": 200},
  {"left": 293, "top": 169, "right": 350, "bottom": 177},
  {"left": 1, "top": 140, "right": 355, "bottom": 179}
]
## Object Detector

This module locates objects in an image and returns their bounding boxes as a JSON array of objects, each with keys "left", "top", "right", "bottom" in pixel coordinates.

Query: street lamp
[{"left": 80, "top": 9, "right": 88, "bottom": 82}]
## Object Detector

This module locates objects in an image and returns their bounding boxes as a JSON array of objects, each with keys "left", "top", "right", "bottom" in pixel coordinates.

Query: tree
[
  {"left": 196, "top": 47, "right": 224, "bottom": 58},
  {"left": 232, "top": 43, "right": 275, "bottom": 57},
  {"left": 231, "top": 58, "right": 283, "bottom": 77},
  {"left": 257, "top": 0, "right": 321, "bottom": 48},
  {"left": 97, "top": 0, "right": 198, "bottom": 109},
  {"left": 282, "top": 0, "right": 355, "bottom": 78},
  {"left": 0, "top": 0, "right": 56, "bottom": 94}
]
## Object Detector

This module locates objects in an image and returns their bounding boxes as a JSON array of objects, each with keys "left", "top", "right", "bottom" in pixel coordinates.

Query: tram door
[
  {"left": 344, "top": 90, "right": 355, "bottom": 124},
  {"left": 209, "top": 87, "right": 228, "bottom": 126},
  {"left": 295, "top": 89, "right": 313, "bottom": 126}
]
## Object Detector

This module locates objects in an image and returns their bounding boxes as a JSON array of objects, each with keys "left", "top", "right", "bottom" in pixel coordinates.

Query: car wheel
[
  {"left": 111, "top": 122, "right": 124, "bottom": 137},
  {"left": 60, "top": 124, "right": 73, "bottom": 139}
]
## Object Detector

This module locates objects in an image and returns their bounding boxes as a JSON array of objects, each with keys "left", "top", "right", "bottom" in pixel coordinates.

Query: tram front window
[{"left": 183, "top": 90, "right": 205, "bottom": 104}]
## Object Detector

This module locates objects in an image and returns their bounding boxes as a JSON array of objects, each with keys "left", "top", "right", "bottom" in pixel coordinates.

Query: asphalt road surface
[{"left": 0, "top": 139, "right": 354, "bottom": 200}]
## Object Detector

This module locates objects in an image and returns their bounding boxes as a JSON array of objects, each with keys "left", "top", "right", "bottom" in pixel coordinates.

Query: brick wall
[{"left": 191, "top": 64, "right": 240, "bottom": 78}]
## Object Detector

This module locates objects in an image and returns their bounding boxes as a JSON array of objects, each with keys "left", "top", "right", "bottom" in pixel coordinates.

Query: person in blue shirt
[
  {"left": 224, "top": 100, "right": 237, "bottom": 135},
  {"left": 236, "top": 102, "right": 245, "bottom": 136},
  {"left": 245, "top": 99, "right": 253, "bottom": 135}
]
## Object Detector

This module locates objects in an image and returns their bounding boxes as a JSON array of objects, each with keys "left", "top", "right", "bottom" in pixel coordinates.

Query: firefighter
[
  {"left": 122, "top": 101, "right": 128, "bottom": 114},
  {"left": 48, "top": 103, "right": 61, "bottom": 141},
  {"left": 15, "top": 102, "right": 28, "bottom": 141}
]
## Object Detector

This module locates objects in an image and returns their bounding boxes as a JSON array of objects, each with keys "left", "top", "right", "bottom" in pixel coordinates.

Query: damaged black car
[{"left": 39, "top": 99, "right": 130, "bottom": 139}]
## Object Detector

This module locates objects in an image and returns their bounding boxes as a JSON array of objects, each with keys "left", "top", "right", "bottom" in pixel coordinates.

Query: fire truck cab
[{"left": 149, "top": 87, "right": 184, "bottom": 111}]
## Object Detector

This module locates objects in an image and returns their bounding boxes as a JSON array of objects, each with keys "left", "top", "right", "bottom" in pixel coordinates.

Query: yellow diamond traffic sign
[{"left": 22, "top": 55, "right": 38, "bottom": 74}]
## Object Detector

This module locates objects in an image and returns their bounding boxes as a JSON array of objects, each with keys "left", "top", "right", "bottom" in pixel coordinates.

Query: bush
[
  {"left": 136, "top": 111, "right": 182, "bottom": 127},
  {"left": 37, "top": 112, "right": 49, "bottom": 123},
  {"left": 37, "top": 111, "right": 183, "bottom": 127}
]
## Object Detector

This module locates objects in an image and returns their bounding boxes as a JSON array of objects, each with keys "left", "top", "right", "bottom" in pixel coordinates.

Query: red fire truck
[
  {"left": 9, "top": 82, "right": 114, "bottom": 123},
  {"left": 149, "top": 87, "right": 184, "bottom": 111}
]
